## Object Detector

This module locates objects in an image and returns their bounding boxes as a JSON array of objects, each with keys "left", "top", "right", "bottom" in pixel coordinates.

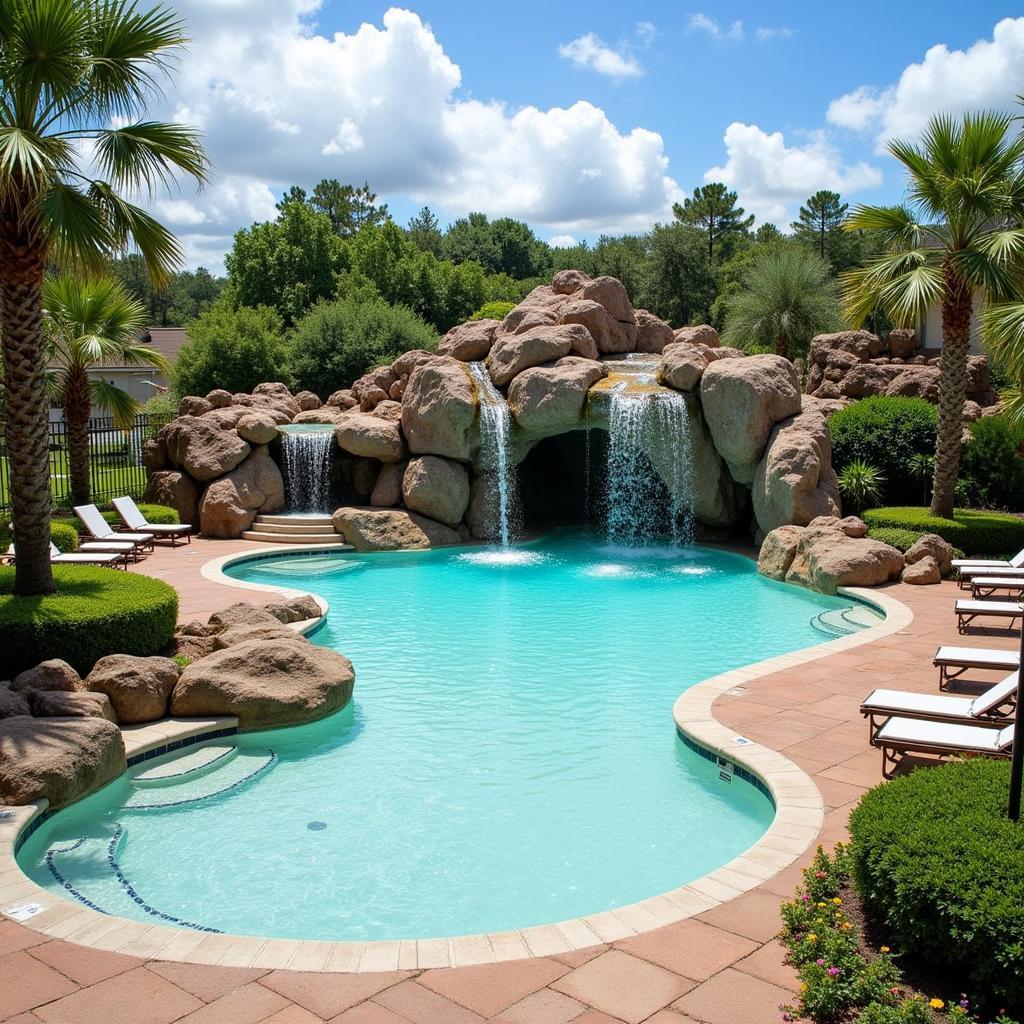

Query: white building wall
[{"left": 917, "top": 290, "right": 985, "bottom": 354}]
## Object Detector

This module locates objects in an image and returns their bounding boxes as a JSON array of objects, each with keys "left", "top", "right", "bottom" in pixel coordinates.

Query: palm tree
[
  {"left": 841, "top": 112, "right": 1024, "bottom": 519},
  {"left": 983, "top": 302, "right": 1024, "bottom": 423},
  {"left": 43, "top": 274, "right": 162, "bottom": 506},
  {"left": 721, "top": 241, "right": 843, "bottom": 359},
  {"left": 0, "top": 0, "right": 208, "bottom": 595}
]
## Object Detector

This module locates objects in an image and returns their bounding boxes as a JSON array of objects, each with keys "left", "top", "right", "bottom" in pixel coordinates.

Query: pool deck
[{"left": 2, "top": 537, "right": 1018, "bottom": 1024}]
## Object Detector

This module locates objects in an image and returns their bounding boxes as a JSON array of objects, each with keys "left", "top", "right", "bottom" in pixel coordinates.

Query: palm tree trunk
[
  {"left": 64, "top": 366, "right": 93, "bottom": 507},
  {"left": 0, "top": 213, "right": 55, "bottom": 595},
  {"left": 930, "top": 266, "right": 972, "bottom": 519}
]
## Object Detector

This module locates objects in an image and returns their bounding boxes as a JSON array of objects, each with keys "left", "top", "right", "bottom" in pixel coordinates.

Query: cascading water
[
  {"left": 604, "top": 359, "right": 696, "bottom": 547},
  {"left": 279, "top": 425, "right": 334, "bottom": 514},
  {"left": 469, "top": 362, "right": 520, "bottom": 546}
]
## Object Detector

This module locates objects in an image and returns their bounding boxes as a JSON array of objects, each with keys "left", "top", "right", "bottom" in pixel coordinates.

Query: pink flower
[
  {"left": 815, "top": 958, "right": 825, "bottom": 966},
  {"left": 827, "top": 967, "right": 841, "bottom": 977}
]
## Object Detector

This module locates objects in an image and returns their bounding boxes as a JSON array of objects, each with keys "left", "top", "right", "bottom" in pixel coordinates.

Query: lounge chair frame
[
  {"left": 112, "top": 496, "right": 192, "bottom": 546},
  {"left": 956, "top": 600, "right": 1023, "bottom": 634}
]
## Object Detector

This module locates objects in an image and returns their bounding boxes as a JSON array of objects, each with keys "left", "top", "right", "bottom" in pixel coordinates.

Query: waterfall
[
  {"left": 279, "top": 425, "right": 334, "bottom": 514},
  {"left": 605, "top": 389, "right": 695, "bottom": 547},
  {"left": 469, "top": 362, "right": 520, "bottom": 546}
]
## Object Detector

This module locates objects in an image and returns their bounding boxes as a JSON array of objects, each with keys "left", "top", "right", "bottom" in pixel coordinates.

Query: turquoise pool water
[{"left": 18, "top": 532, "right": 877, "bottom": 941}]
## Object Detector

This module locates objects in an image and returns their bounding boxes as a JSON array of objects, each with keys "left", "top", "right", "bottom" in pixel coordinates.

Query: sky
[{"left": 145, "top": 0, "right": 1024, "bottom": 271}]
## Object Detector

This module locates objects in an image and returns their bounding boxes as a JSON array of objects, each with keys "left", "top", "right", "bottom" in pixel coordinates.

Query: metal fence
[{"left": 0, "top": 413, "right": 172, "bottom": 512}]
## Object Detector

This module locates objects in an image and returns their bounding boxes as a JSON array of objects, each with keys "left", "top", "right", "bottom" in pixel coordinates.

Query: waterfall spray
[
  {"left": 469, "top": 362, "right": 520, "bottom": 546},
  {"left": 279, "top": 425, "right": 334, "bottom": 514}
]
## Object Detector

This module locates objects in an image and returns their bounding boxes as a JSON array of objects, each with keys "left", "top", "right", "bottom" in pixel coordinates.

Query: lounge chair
[
  {"left": 934, "top": 645, "right": 1020, "bottom": 688},
  {"left": 74, "top": 504, "right": 153, "bottom": 559},
  {"left": 971, "top": 576, "right": 1024, "bottom": 599},
  {"left": 112, "top": 496, "right": 192, "bottom": 546},
  {"left": 953, "top": 548, "right": 1024, "bottom": 579},
  {"left": 861, "top": 672, "right": 1017, "bottom": 739},
  {"left": 873, "top": 716, "right": 1013, "bottom": 777},
  {"left": 3, "top": 542, "right": 126, "bottom": 569},
  {"left": 955, "top": 599, "right": 1023, "bottom": 633}
]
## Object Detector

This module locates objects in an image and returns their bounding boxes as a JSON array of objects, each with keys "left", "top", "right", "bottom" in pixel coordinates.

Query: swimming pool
[{"left": 18, "top": 532, "right": 879, "bottom": 941}]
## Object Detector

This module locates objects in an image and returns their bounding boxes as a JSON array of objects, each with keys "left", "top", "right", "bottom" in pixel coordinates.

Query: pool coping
[{"left": 0, "top": 543, "right": 913, "bottom": 972}]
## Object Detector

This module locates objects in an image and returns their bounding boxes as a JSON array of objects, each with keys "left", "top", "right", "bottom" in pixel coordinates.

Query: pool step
[
  {"left": 811, "top": 604, "right": 884, "bottom": 638},
  {"left": 243, "top": 514, "right": 350, "bottom": 546},
  {"left": 124, "top": 748, "right": 276, "bottom": 809},
  {"left": 132, "top": 744, "right": 237, "bottom": 786}
]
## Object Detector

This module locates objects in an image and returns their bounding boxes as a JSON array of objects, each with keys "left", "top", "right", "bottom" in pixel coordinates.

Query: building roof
[{"left": 91, "top": 326, "right": 189, "bottom": 370}]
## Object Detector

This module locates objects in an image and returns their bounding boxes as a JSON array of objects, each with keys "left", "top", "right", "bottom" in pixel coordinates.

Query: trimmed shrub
[
  {"left": 864, "top": 526, "right": 923, "bottom": 553},
  {"left": 829, "top": 397, "right": 937, "bottom": 506},
  {"left": 0, "top": 566, "right": 179, "bottom": 674},
  {"left": 960, "top": 415, "right": 1024, "bottom": 510},
  {"left": 289, "top": 296, "right": 438, "bottom": 395},
  {"left": 849, "top": 759, "right": 1024, "bottom": 1010},
  {"left": 469, "top": 300, "right": 515, "bottom": 321},
  {"left": 862, "top": 506, "right": 1024, "bottom": 557},
  {"left": 50, "top": 522, "right": 79, "bottom": 552}
]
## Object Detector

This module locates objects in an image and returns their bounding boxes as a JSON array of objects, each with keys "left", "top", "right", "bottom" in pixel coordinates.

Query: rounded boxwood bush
[
  {"left": 862, "top": 506, "right": 1024, "bottom": 557},
  {"left": 50, "top": 521, "right": 79, "bottom": 552},
  {"left": 470, "top": 300, "right": 515, "bottom": 321},
  {"left": 849, "top": 759, "right": 1024, "bottom": 1010},
  {"left": 829, "top": 397, "right": 937, "bottom": 506},
  {"left": 0, "top": 566, "right": 179, "bottom": 674}
]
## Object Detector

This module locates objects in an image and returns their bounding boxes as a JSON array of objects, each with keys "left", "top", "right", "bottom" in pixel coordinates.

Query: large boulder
[
  {"left": 885, "top": 367, "right": 940, "bottom": 402},
  {"left": 558, "top": 298, "right": 635, "bottom": 354},
  {"left": 142, "top": 437, "right": 167, "bottom": 473},
  {"left": 700, "top": 355, "right": 801, "bottom": 485},
  {"left": 334, "top": 412, "right": 406, "bottom": 462},
  {"left": 752, "top": 404, "right": 840, "bottom": 535},
  {"left": 11, "top": 659, "right": 82, "bottom": 694},
  {"left": 580, "top": 276, "right": 634, "bottom": 324},
  {"left": 326, "top": 388, "right": 358, "bottom": 410},
  {"left": 658, "top": 342, "right": 709, "bottom": 392},
  {"left": 172, "top": 639, "right": 353, "bottom": 730},
  {"left": 785, "top": 526, "right": 904, "bottom": 595},
  {"left": 902, "top": 556, "right": 941, "bottom": 585},
  {"left": 164, "top": 416, "right": 250, "bottom": 482},
  {"left": 499, "top": 286, "right": 568, "bottom": 336},
  {"left": 552, "top": 269, "right": 591, "bottom": 294},
  {"left": 206, "top": 388, "right": 233, "bottom": 409},
  {"left": 295, "top": 390, "right": 321, "bottom": 411},
  {"left": 198, "top": 446, "right": 284, "bottom": 538},
  {"left": 438, "top": 320, "right": 499, "bottom": 361},
  {"left": 507, "top": 357, "right": 606, "bottom": 435},
  {"left": 370, "top": 460, "right": 406, "bottom": 507},
  {"left": 810, "top": 330, "right": 880, "bottom": 363},
  {"left": 402, "top": 456, "right": 470, "bottom": 526},
  {"left": 332, "top": 507, "right": 461, "bottom": 551},
  {"left": 211, "top": 623, "right": 305, "bottom": 650},
  {"left": 29, "top": 690, "right": 117, "bottom": 723},
  {"left": 0, "top": 688, "right": 31, "bottom": 719},
  {"left": 236, "top": 411, "right": 279, "bottom": 445},
  {"left": 486, "top": 326, "right": 574, "bottom": 388},
  {"left": 292, "top": 407, "right": 347, "bottom": 426},
  {"left": 85, "top": 655, "right": 181, "bottom": 724},
  {"left": 401, "top": 358, "right": 478, "bottom": 460},
  {"left": 905, "top": 533, "right": 954, "bottom": 576},
  {"left": 635, "top": 310, "right": 675, "bottom": 354},
  {"left": 179, "top": 395, "right": 212, "bottom": 417},
  {"left": 207, "top": 603, "right": 286, "bottom": 631},
  {"left": 840, "top": 363, "right": 897, "bottom": 398},
  {"left": 887, "top": 328, "right": 918, "bottom": 359},
  {"left": 757, "top": 525, "right": 806, "bottom": 581},
  {"left": 0, "top": 717, "right": 126, "bottom": 808},
  {"left": 143, "top": 470, "right": 199, "bottom": 526},
  {"left": 673, "top": 325, "right": 719, "bottom": 348},
  {"left": 202, "top": 406, "right": 248, "bottom": 430}
]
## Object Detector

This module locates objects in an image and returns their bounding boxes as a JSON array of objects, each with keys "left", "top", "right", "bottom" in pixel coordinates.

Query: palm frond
[
  {"left": 983, "top": 300, "right": 1024, "bottom": 386},
  {"left": 0, "top": 127, "right": 71, "bottom": 199},
  {"left": 5, "top": 0, "right": 86, "bottom": 118},
  {"left": 89, "top": 377, "right": 138, "bottom": 427},
  {"left": 843, "top": 204, "right": 929, "bottom": 249},
  {"left": 92, "top": 121, "right": 209, "bottom": 193},
  {"left": 37, "top": 180, "right": 113, "bottom": 271},
  {"left": 950, "top": 247, "right": 1016, "bottom": 301}
]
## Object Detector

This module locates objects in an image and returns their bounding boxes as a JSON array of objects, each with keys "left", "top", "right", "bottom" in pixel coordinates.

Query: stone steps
[{"left": 242, "top": 514, "right": 349, "bottom": 546}]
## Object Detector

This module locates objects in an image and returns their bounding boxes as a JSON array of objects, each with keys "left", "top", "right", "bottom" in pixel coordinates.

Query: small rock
[
  {"left": 902, "top": 555, "right": 941, "bottom": 585},
  {"left": 85, "top": 655, "right": 181, "bottom": 724},
  {"left": 11, "top": 660, "right": 82, "bottom": 695},
  {"left": 905, "top": 533, "right": 954, "bottom": 576},
  {"left": 30, "top": 690, "right": 117, "bottom": 722}
]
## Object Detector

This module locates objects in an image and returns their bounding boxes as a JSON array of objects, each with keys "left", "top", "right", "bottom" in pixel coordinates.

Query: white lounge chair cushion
[
  {"left": 862, "top": 689, "right": 975, "bottom": 718},
  {"left": 74, "top": 503, "right": 116, "bottom": 539},
  {"left": 970, "top": 673, "right": 1019, "bottom": 717},
  {"left": 53, "top": 552, "right": 120, "bottom": 564},
  {"left": 933, "top": 646, "right": 1020, "bottom": 669},
  {"left": 955, "top": 600, "right": 1023, "bottom": 617},
  {"left": 971, "top": 577, "right": 1024, "bottom": 589},
  {"left": 79, "top": 540, "right": 136, "bottom": 553},
  {"left": 876, "top": 716, "right": 1012, "bottom": 751},
  {"left": 112, "top": 496, "right": 192, "bottom": 532},
  {"left": 953, "top": 549, "right": 1024, "bottom": 569}
]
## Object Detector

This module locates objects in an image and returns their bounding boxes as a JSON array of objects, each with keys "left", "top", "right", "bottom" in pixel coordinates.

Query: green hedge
[
  {"left": 0, "top": 566, "right": 179, "bottom": 674},
  {"left": 862, "top": 506, "right": 1024, "bottom": 558},
  {"left": 0, "top": 516, "right": 80, "bottom": 554},
  {"left": 849, "top": 760, "right": 1024, "bottom": 1010},
  {"left": 864, "top": 526, "right": 923, "bottom": 553},
  {"left": 829, "top": 397, "right": 937, "bottom": 506},
  {"left": 470, "top": 300, "right": 515, "bottom": 321}
]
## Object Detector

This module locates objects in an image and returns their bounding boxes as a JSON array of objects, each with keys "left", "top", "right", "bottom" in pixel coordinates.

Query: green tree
[
  {"left": 721, "top": 241, "right": 843, "bottom": 359},
  {"left": 275, "top": 185, "right": 307, "bottom": 211},
  {"left": 109, "top": 255, "right": 223, "bottom": 326},
  {"left": 591, "top": 234, "right": 649, "bottom": 301},
  {"left": 443, "top": 212, "right": 551, "bottom": 278},
  {"left": 226, "top": 202, "right": 344, "bottom": 324},
  {"left": 791, "top": 191, "right": 848, "bottom": 258},
  {"left": 842, "top": 112, "right": 1024, "bottom": 518},
  {"left": 639, "top": 224, "right": 716, "bottom": 325},
  {"left": 172, "top": 299, "right": 289, "bottom": 397},
  {"left": 0, "top": 0, "right": 207, "bottom": 595},
  {"left": 673, "top": 183, "right": 754, "bottom": 263},
  {"left": 43, "top": 276, "right": 158, "bottom": 506},
  {"left": 309, "top": 179, "right": 390, "bottom": 237},
  {"left": 289, "top": 297, "right": 437, "bottom": 395},
  {"left": 406, "top": 207, "right": 444, "bottom": 257},
  {"left": 754, "top": 223, "right": 782, "bottom": 244}
]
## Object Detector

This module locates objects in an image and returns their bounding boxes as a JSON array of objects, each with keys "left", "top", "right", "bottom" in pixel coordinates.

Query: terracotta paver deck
[{"left": 2, "top": 537, "right": 1018, "bottom": 1023}]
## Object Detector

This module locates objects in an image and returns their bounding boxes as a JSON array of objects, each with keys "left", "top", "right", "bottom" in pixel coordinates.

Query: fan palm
[
  {"left": 0, "top": 0, "right": 208, "bottom": 595},
  {"left": 721, "top": 241, "right": 843, "bottom": 360},
  {"left": 841, "top": 112, "right": 1024, "bottom": 519},
  {"left": 43, "top": 274, "right": 161, "bottom": 506}
]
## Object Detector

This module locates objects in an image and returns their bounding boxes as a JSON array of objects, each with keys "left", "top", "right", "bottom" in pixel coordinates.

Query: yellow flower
[
  {"left": 807, "top": 934, "right": 818, "bottom": 943},
  {"left": 816, "top": 901, "right": 827, "bottom": 908},
  {"left": 841, "top": 923, "right": 853, "bottom": 931},
  {"left": 930, "top": 999, "right": 945, "bottom": 1010},
  {"left": 831, "top": 897, "right": 842, "bottom": 905},
  {"left": 880, "top": 946, "right": 890, "bottom": 953}
]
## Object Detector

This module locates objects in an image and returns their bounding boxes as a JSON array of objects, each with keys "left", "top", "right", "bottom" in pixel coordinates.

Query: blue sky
[{"left": 150, "top": 2, "right": 1024, "bottom": 268}]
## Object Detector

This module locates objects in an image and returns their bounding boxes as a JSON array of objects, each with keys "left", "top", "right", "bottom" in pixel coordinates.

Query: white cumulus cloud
[
  {"left": 756, "top": 27, "right": 792, "bottom": 42},
  {"left": 548, "top": 234, "right": 579, "bottom": 247},
  {"left": 135, "top": 3, "right": 679, "bottom": 269},
  {"left": 558, "top": 32, "right": 642, "bottom": 79},
  {"left": 827, "top": 17, "right": 1024, "bottom": 147},
  {"left": 705, "top": 122, "right": 883, "bottom": 225},
  {"left": 686, "top": 13, "right": 743, "bottom": 41}
]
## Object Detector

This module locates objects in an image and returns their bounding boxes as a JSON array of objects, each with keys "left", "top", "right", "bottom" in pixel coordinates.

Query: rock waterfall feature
[
  {"left": 279, "top": 424, "right": 333, "bottom": 514},
  {"left": 468, "top": 361, "right": 520, "bottom": 546}
]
